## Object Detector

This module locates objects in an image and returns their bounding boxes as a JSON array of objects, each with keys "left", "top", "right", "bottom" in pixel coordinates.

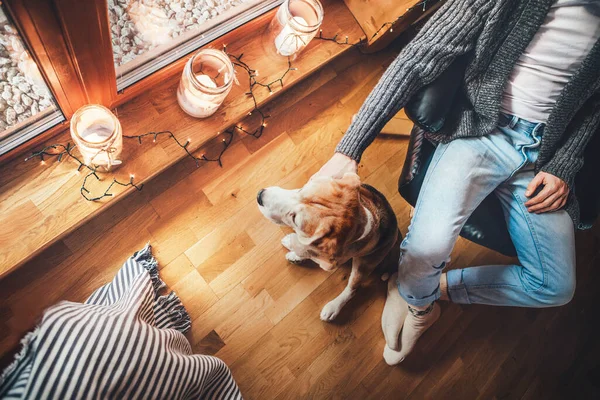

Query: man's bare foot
[
  {"left": 383, "top": 302, "right": 441, "bottom": 365},
  {"left": 381, "top": 272, "right": 408, "bottom": 350}
]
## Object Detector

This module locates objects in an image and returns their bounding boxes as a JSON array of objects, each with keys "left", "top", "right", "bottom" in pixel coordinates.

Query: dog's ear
[
  {"left": 297, "top": 215, "right": 352, "bottom": 261},
  {"left": 297, "top": 222, "right": 329, "bottom": 247},
  {"left": 297, "top": 219, "right": 338, "bottom": 261}
]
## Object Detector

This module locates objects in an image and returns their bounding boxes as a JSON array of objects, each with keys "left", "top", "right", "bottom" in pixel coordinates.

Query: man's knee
[
  {"left": 524, "top": 270, "right": 576, "bottom": 307},
  {"left": 399, "top": 232, "right": 453, "bottom": 269},
  {"left": 544, "top": 277, "right": 576, "bottom": 306}
]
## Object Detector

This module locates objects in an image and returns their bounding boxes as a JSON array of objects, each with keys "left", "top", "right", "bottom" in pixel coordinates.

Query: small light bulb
[
  {"left": 41, "top": 160, "right": 45, "bottom": 165},
  {"left": 390, "top": 28, "right": 393, "bottom": 32},
  {"left": 269, "top": 91, "right": 273, "bottom": 96},
  {"left": 188, "top": 138, "right": 191, "bottom": 143},
  {"left": 130, "top": 174, "right": 135, "bottom": 179},
  {"left": 248, "top": 112, "right": 252, "bottom": 116},
  {"left": 262, "top": 123, "right": 267, "bottom": 127},
  {"left": 222, "top": 139, "right": 226, "bottom": 142}
]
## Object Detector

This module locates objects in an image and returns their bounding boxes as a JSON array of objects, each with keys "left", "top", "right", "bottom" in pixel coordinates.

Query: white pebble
[
  {"left": 5, "top": 107, "right": 16, "bottom": 124},
  {"left": 21, "top": 94, "right": 32, "bottom": 106}
]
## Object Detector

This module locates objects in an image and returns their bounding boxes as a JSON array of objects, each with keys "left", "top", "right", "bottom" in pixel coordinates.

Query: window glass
[
  {"left": 0, "top": 7, "right": 64, "bottom": 155},
  {"left": 109, "top": 0, "right": 283, "bottom": 90}
]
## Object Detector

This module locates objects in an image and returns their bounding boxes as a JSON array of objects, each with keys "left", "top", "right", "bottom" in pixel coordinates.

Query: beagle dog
[{"left": 257, "top": 173, "right": 399, "bottom": 321}]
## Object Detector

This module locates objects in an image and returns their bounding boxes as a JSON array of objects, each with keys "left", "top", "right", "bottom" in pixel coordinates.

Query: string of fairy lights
[
  {"left": 24, "top": 143, "right": 143, "bottom": 201},
  {"left": 121, "top": 46, "right": 299, "bottom": 169},
  {"left": 24, "top": 0, "right": 437, "bottom": 201},
  {"left": 315, "top": 0, "right": 435, "bottom": 48}
]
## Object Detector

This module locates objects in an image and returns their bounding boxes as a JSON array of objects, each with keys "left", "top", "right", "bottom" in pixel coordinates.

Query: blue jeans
[{"left": 398, "top": 114, "right": 576, "bottom": 308}]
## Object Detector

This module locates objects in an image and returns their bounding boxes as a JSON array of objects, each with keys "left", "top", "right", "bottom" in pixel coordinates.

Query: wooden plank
[{"left": 343, "top": 0, "right": 444, "bottom": 52}]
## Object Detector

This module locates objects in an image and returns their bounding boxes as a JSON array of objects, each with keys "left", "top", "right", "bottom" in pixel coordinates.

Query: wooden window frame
[{"left": 0, "top": 0, "right": 87, "bottom": 162}]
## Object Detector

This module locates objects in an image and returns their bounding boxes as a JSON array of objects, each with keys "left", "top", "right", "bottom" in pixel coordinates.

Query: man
[{"left": 315, "top": 0, "right": 600, "bottom": 364}]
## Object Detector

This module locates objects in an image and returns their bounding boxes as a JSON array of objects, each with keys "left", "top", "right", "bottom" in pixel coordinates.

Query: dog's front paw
[
  {"left": 320, "top": 300, "right": 342, "bottom": 322},
  {"left": 281, "top": 234, "right": 295, "bottom": 251},
  {"left": 286, "top": 251, "right": 305, "bottom": 264}
]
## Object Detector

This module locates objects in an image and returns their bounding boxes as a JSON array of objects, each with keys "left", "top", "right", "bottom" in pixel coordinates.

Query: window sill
[{"left": 0, "top": 0, "right": 364, "bottom": 279}]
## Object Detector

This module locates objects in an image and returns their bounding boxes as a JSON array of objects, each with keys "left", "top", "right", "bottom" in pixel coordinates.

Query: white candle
[
  {"left": 177, "top": 49, "right": 234, "bottom": 118},
  {"left": 196, "top": 74, "right": 217, "bottom": 89},
  {"left": 274, "top": 16, "right": 310, "bottom": 56},
  {"left": 177, "top": 74, "right": 221, "bottom": 118},
  {"left": 70, "top": 105, "right": 123, "bottom": 169}
]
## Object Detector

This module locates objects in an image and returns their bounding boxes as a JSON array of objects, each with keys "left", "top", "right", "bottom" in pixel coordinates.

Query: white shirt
[{"left": 500, "top": 0, "right": 600, "bottom": 123}]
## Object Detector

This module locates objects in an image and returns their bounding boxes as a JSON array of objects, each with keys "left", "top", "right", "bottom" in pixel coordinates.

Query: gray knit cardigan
[{"left": 336, "top": 0, "right": 600, "bottom": 227}]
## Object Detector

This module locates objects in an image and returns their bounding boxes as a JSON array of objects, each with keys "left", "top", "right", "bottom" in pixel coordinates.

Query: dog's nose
[{"left": 257, "top": 188, "right": 265, "bottom": 206}]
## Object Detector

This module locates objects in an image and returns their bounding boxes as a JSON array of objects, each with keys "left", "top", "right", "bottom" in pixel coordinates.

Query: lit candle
[
  {"left": 271, "top": 0, "right": 323, "bottom": 59},
  {"left": 275, "top": 16, "right": 311, "bottom": 56},
  {"left": 177, "top": 49, "right": 234, "bottom": 118},
  {"left": 178, "top": 73, "right": 220, "bottom": 118},
  {"left": 70, "top": 105, "right": 123, "bottom": 170}
]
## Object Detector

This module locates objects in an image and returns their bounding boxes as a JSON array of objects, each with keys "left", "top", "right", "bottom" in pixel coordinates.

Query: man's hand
[
  {"left": 312, "top": 153, "right": 358, "bottom": 180},
  {"left": 525, "top": 172, "right": 569, "bottom": 214}
]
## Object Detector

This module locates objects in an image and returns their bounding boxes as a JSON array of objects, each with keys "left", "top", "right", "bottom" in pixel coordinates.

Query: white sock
[
  {"left": 381, "top": 273, "right": 408, "bottom": 351},
  {"left": 383, "top": 302, "right": 441, "bottom": 365}
]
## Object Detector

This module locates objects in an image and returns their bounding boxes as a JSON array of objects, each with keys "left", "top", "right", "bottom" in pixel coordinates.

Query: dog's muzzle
[{"left": 256, "top": 188, "right": 265, "bottom": 206}]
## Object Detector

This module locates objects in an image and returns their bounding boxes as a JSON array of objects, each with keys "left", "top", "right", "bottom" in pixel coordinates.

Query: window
[
  {"left": 108, "top": 0, "right": 283, "bottom": 90},
  {"left": 0, "top": 5, "right": 64, "bottom": 155},
  {"left": 0, "top": 0, "right": 282, "bottom": 158}
]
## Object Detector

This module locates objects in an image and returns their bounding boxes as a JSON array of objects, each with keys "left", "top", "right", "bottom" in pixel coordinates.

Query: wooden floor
[{"left": 2, "top": 41, "right": 600, "bottom": 400}]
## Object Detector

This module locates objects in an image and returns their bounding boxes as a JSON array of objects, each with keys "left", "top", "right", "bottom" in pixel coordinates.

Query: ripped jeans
[{"left": 397, "top": 114, "right": 576, "bottom": 308}]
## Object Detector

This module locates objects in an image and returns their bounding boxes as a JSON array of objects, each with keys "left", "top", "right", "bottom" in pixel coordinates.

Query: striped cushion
[{"left": 0, "top": 245, "right": 242, "bottom": 400}]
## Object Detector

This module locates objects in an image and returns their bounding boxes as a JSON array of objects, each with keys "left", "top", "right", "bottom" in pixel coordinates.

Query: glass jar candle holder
[
  {"left": 270, "top": 0, "right": 323, "bottom": 59},
  {"left": 177, "top": 49, "right": 234, "bottom": 118},
  {"left": 70, "top": 104, "right": 123, "bottom": 171}
]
